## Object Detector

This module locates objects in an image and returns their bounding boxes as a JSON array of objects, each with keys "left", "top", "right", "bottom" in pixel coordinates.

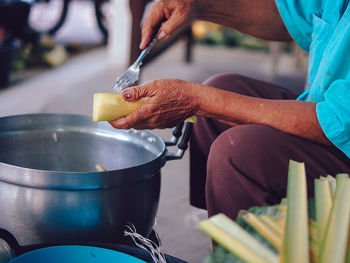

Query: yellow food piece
[
  {"left": 93, "top": 93, "right": 148, "bottom": 122},
  {"left": 185, "top": 116, "right": 197, "bottom": 123},
  {"left": 93, "top": 93, "right": 197, "bottom": 123},
  {"left": 95, "top": 164, "right": 106, "bottom": 172}
]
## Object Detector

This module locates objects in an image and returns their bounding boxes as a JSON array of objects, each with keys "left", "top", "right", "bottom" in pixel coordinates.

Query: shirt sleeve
[
  {"left": 275, "top": 0, "right": 324, "bottom": 52},
  {"left": 316, "top": 80, "right": 350, "bottom": 156}
]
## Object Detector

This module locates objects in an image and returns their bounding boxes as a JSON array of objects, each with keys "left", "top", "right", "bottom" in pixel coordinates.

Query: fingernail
[
  {"left": 157, "top": 31, "right": 167, "bottom": 40},
  {"left": 124, "top": 92, "right": 131, "bottom": 99}
]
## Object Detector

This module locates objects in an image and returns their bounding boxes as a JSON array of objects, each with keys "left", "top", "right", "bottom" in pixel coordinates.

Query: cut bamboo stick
[
  {"left": 275, "top": 217, "right": 286, "bottom": 230},
  {"left": 345, "top": 225, "right": 350, "bottom": 263},
  {"left": 243, "top": 213, "right": 282, "bottom": 251},
  {"left": 276, "top": 205, "right": 287, "bottom": 214},
  {"left": 209, "top": 214, "right": 278, "bottom": 263},
  {"left": 283, "top": 160, "right": 309, "bottom": 263},
  {"left": 319, "top": 179, "right": 350, "bottom": 263},
  {"left": 260, "top": 216, "right": 284, "bottom": 236},
  {"left": 315, "top": 178, "right": 332, "bottom": 251},
  {"left": 309, "top": 218, "right": 318, "bottom": 263},
  {"left": 336, "top": 173, "right": 349, "bottom": 188},
  {"left": 326, "top": 175, "right": 336, "bottom": 198},
  {"left": 198, "top": 220, "right": 269, "bottom": 263},
  {"left": 308, "top": 219, "right": 317, "bottom": 242},
  {"left": 309, "top": 238, "right": 318, "bottom": 263}
]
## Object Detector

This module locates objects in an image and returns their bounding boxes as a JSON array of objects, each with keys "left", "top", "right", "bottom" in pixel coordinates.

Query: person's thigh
[
  {"left": 189, "top": 73, "right": 298, "bottom": 208},
  {"left": 206, "top": 124, "right": 350, "bottom": 220},
  {"left": 201, "top": 73, "right": 299, "bottom": 99}
]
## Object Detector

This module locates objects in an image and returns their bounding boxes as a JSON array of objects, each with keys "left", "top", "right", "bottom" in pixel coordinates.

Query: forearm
[
  {"left": 196, "top": 85, "right": 331, "bottom": 145},
  {"left": 196, "top": 0, "right": 292, "bottom": 41}
]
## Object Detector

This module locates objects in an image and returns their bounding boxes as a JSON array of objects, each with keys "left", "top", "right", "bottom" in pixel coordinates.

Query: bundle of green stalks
[{"left": 199, "top": 160, "right": 350, "bottom": 263}]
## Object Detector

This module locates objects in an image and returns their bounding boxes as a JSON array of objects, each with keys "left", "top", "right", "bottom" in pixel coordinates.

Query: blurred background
[{"left": 0, "top": 0, "right": 308, "bottom": 262}]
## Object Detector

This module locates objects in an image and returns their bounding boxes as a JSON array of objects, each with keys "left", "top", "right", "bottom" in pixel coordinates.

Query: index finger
[
  {"left": 108, "top": 107, "right": 147, "bottom": 129},
  {"left": 140, "top": 3, "right": 165, "bottom": 49},
  {"left": 109, "top": 116, "right": 138, "bottom": 130}
]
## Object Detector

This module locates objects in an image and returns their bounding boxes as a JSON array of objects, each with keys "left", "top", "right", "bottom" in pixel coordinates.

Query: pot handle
[
  {"left": 165, "top": 122, "right": 193, "bottom": 161},
  {"left": 164, "top": 122, "right": 185, "bottom": 146}
]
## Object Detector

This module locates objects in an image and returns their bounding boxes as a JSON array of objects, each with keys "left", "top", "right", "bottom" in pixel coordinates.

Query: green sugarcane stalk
[
  {"left": 283, "top": 160, "right": 309, "bottom": 263},
  {"left": 315, "top": 178, "right": 332, "bottom": 253},
  {"left": 210, "top": 213, "right": 278, "bottom": 263},
  {"left": 198, "top": 220, "right": 270, "bottom": 263},
  {"left": 319, "top": 178, "right": 350, "bottom": 263}
]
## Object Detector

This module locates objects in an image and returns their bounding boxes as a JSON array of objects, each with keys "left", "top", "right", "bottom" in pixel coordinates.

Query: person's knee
[
  {"left": 207, "top": 124, "right": 282, "bottom": 184},
  {"left": 208, "top": 124, "right": 280, "bottom": 170},
  {"left": 206, "top": 125, "right": 283, "bottom": 217},
  {"left": 206, "top": 124, "right": 279, "bottom": 218},
  {"left": 203, "top": 73, "right": 251, "bottom": 93}
]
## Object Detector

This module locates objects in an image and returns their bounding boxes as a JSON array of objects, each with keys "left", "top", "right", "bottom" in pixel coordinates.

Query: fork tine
[
  {"left": 121, "top": 80, "right": 129, "bottom": 87},
  {"left": 112, "top": 34, "right": 158, "bottom": 93},
  {"left": 115, "top": 77, "right": 127, "bottom": 87},
  {"left": 112, "top": 65, "right": 140, "bottom": 93},
  {"left": 114, "top": 78, "right": 122, "bottom": 86},
  {"left": 118, "top": 76, "right": 126, "bottom": 83}
]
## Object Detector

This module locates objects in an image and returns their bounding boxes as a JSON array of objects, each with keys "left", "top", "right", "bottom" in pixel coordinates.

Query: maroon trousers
[{"left": 189, "top": 74, "right": 350, "bottom": 220}]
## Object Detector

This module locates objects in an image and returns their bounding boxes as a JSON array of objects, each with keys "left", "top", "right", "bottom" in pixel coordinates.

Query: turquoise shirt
[{"left": 275, "top": 0, "right": 350, "bottom": 158}]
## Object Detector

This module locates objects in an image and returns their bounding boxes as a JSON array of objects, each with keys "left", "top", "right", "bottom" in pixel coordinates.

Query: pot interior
[{"left": 0, "top": 114, "right": 165, "bottom": 172}]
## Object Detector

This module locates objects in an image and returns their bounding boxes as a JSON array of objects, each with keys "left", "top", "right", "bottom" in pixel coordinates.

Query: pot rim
[{"left": 0, "top": 113, "right": 167, "bottom": 189}]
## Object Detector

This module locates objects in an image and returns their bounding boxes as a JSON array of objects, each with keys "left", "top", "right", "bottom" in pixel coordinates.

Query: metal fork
[{"left": 112, "top": 38, "right": 158, "bottom": 93}]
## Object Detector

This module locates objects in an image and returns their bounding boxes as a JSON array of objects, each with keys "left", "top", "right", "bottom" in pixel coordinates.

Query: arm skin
[
  {"left": 198, "top": 84, "right": 330, "bottom": 145},
  {"left": 197, "top": 0, "right": 291, "bottom": 41},
  {"left": 140, "top": 0, "right": 292, "bottom": 49},
  {"left": 114, "top": 1, "right": 330, "bottom": 146},
  {"left": 109, "top": 80, "right": 331, "bottom": 146}
]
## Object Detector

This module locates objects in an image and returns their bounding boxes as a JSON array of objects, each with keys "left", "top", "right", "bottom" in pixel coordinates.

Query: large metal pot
[{"left": 0, "top": 114, "right": 192, "bottom": 247}]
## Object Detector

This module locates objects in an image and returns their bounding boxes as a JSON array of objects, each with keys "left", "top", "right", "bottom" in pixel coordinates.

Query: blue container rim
[{"left": 9, "top": 245, "right": 147, "bottom": 263}]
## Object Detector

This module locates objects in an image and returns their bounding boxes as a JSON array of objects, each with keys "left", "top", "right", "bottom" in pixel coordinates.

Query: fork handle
[
  {"left": 134, "top": 37, "right": 158, "bottom": 68},
  {"left": 134, "top": 19, "right": 165, "bottom": 67}
]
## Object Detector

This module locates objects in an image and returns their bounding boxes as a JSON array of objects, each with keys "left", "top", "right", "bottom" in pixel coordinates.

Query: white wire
[{"left": 124, "top": 222, "right": 167, "bottom": 263}]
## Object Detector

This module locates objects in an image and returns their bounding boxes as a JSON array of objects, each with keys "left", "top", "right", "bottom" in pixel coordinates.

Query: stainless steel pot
[{"left": 0, "top": 114, "right": 192, "bottom": 247}]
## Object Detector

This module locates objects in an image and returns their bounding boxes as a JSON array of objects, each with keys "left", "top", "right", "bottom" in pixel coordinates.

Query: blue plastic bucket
[{"left": 9, "top": 245, "right": 146, "bottom": 263}]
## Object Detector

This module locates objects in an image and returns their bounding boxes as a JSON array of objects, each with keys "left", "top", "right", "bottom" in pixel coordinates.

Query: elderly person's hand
[
  {"left": 140, "top": 0, "right": 292, "bottom": 50},
  {"left": 140, "top": 0, "right": 196, "bottom": 49},
  {"left": 108, "top": 79, "right": 204, "bottom": 130},
  {"left": 108, "top": 77, "right": 331, "bottom": 146}
]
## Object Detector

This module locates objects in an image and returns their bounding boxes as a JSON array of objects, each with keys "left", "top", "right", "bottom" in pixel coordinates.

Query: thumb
[
  {"left": 140, "top": 3, "right": 164, "bottom": 49},
  {"left": 157, "top": 6, "right": 190, "bottom": 40},
  {"left": 157, "top": 14, "right": 185, "bottom": 42},
  {"left": 121, "top": 84, "right": 152, "bottom": 101}
]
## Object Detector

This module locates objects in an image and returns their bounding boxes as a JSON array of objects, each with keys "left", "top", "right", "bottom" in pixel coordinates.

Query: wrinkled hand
[
  {"left": 140, "top": 0, "right": 196, "bottom": 49},
  {"left": 108, "top": 79, "right": 202, "bottom": 130}
]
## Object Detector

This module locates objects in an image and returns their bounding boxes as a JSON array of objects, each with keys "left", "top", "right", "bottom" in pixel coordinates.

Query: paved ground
[{"left": 0, "top": 2, "right": 307, "bottom": 262}]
